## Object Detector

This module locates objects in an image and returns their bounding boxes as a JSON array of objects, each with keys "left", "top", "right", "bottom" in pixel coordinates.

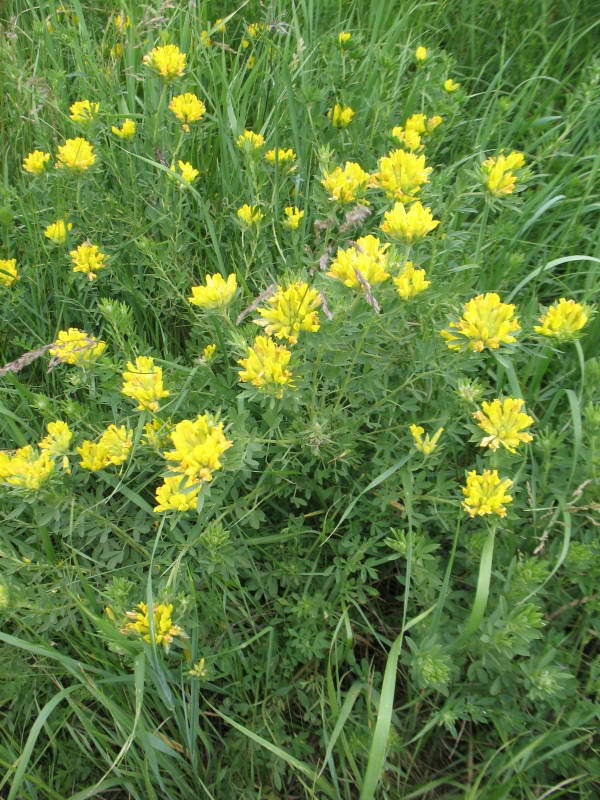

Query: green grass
[{"left": 1, "top": 0, "right": 599, "bottom": 797}]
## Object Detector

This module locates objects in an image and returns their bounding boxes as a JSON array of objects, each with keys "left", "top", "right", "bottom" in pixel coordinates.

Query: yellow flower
[
  {"left": 163, "top": 415, "right": 233, "bottom": 482},
  {"left": 0, "top": 446, "right": 54, "bottom": 490},
  {"left": 168, "top": 92, "right": 206, "bottom": 131},
  {"left": 241, "top": 38, "right": 250, "bottom": 49},
  {"left": 405, "top": 113, "right": 427, "bottom": 134},
  {"left": 328, "top": 104, "right": 355, "bottom": 128},
  {"left": 534, "top": 297, "right": 590, "bottom": 341},
  {"left": 328, "top": 235, "right": 390, "bottom": 288},
  {"left": 321, "top": 161, "right": 370, "bottom": 204},
  {"left": 440, "top": 293, "right": 521, "bottom": 353},
  {"left": 49, "top": 328, "right": 106, "bottom": 365},
  {"left": 264, "top": 148, "right": 297, "bottom": 166},
  {"left": 143, "top": 44, "right": 186, "bottom": 80},
  {"left": 444, "top": 78, "right": 460, "bottom": 92},
  {"left": 237, "top": 204, "right": 264, "bottom": 226},
  {"left": 171, "top": 160, "right": 199, "bottom": 184},
  {"left": 123, "top": 602, "right": 185, "bottom": 650},
  {"left": 246, "top": 55, "right": 256, "bottom": 70},
  {"left": 188, "top": 273, "right": 237, "bottom": 309},
  {"left": 23, "top": 150, "right": 51, "bottom": 175},
  {"left": 373, "top": 149, "right": 432, "bottom": 202},
  {"left": 111, "top": 119, "right": 136, "bottom": 139},
  {"left": 415, "top": 45, "right": 427, "bottom": 61},
  {"left": 474, "top": 398, "right": 534, "bottom": 453},
  {"left": 201, "top": 343, "right": 217, "bottom": 362},
  {"left": 114, "top": 12, "right": 130, "bottom": 31},
  {"left": 380, "top": 201, "right": 439, "bottom": 242},
  {"left": 143, "top": 419, "right": 172, "bottom": 449},
  {"left": 55, "top": 137, "right": 96, "bottom": 171},
  {"left": 393, "top": 261, "right": 430, "bottom": 299},
  {"left": 77, "top": 424, "right": 132, "bottom": 471},
  {"left": 338, "top": 32, "right": 351, "bottom": 45},
  {"left": 409, "top": 424, "right": 444, "bottom": 455},
  {"left": 238, "top": 336, "right": 294, "bottom": 396},
  {"left": 255, "top": 282, "right": 321, "bottom": 344},
  {"left": 38, "top": 421, "right": 73, "bottom": 458},
  {"left": 69, "top": 242, "right": 107, "bottom": 280},
  {"left": 236, "top": 130, "right": 265, "bottom": 151},
  {"left": 391, "top": 126, "right": 422, "bottom": 151},
  {"left": 246, "top": 22, "right": 263, "bottom": 38},
  {"left": 44, "top": 219, "right": 73, "bottom": 244},
  {"left": 0, "top": 259, "right": 18, "bottom": 287},
  {"left": 110, "top": 43, "right": 122, "bottom": 59},
  {"left": 200, "top": 29, "right": 211, "bottom": 47},
  {"left": 154, "top": 474, "right": 201, "bottom": 513},
  {"left": 69, "top": 100, "right": 100, "bottom": 123},
  {"left": 121, "top": 356, "right": 170, "bottom": 412},
  {"left": 483, "top": 151, "right": 526, "bottom": 196},
  {"left": 461, "top": 469, "right": 513, "bottom": 518},
  {"left": 426, "top": 115, "right": 443, "bottom": 133},
  {"left": 283, "top": 206, "right": 304, "bottom": 230}
]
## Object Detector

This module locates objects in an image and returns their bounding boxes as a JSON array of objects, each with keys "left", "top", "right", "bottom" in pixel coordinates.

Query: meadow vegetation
[{"left": 0, "top": 0, "right": 599, "bottom": 797}]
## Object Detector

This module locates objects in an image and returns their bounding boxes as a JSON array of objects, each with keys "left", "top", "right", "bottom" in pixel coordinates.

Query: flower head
[
  {"left": 255, "top": 282, "right": 321, "bottom": 343},
  {"left": 328, "top": 235, "right": 390, "bottom": 288},
  {"left": 461, "top": 469, "right": 513, "bottom": 518},
  {"left": 237, "top": 204, "right": 264, "bottom": 226},
  {"left": 440, "top": 293, "right": 521, "bottom": 353},
  {"left": 0, "top": 259, "right": 18, "bottom": 287},
  {"left": 49, "top": 328, "right": 106, "bottom": 365},
  {"left": 70, "top": 242, "right": 107, "bottom": 280},
  {"left": 328, "top": 104, "right": 355, "bottom": 128},
  {"left": 236, "top": 130, "right": 265, "bottom": 151},
  {"left": 123, "top": 602, "right": 185, "bottom": 650},
  {"left": 534, "top": 298, "right": 590, "bottom": 341},
  {"left": 264, "top": 147, "right": 296, "bottom": 166},
  {"left": 0, "top": 446, "right": 54, "bottom": 490},
  {"left": 154, "top": 475, "right": 201, "bottom": 513},
  {"left": 415, "top": 46, "right": 427, "bottom": 61},
  {"left": 163, "top": 415, "right": 233, "bottom": 482},
  {"left": 410, "top": 424, "right": 444, "bottom": 455},
  {"left": 393, "top": 261, "right": 430, "bottom": 299},
  {"left": 171, "top": 160, "right": 199, "bottom": 184},
  {"left": 77, "top": 425, "right": 132, "bottom": 470},
  {"left": 44, "top": 219, "right": 73, "bottom": 244},
  {"left": 380, "top": 201, "right": 439, "bottom": 241},
  {"left": 121, "top": 356, "right": 170, "bottom": 412},
  {"left": 143, "top": 44, "right": 186, "bottom": 79},
  {"left": 201, "top": 343, "right": 217, "bottom": 363},
  {"left": 23, "top": 150, "right": 51, "bottom": 175},
  {"left": 373, "top": 149, "right": 432, "bottom": 202},
  {"left": 111, "top": 119, "right": 136, "bottom": 139},
  {"left": 473, "top": 397, "right": 534, "bottom": 453},
  {"left": 238, "top": 336, "right": 294, "bottom": 396},
  {"left": 444, "top": 78, "right": 460, "bottom": 92},
  {"left": 38, "top": 421, "right": 73, "bottom": 458},
  {"left": 391, "top": 126, "right": 422, "bottom": 151},
  {"left": 483, "top": 151, "right": 526, "bottom": 196},
  {"left": 283, "top": 206, "right": 304, "bottom": 230},
  {"left": 427, "top": 115, "right": 443, "bottom": 133},
  {"left": 55, "top": 137, "right": 96, "bottom": 171},
  {"left": 69, "top": 100, "right": 100, "bottom": 123},
  {"left": 321, "top": 161, "right": 370, "bottom": 204},
  {"left": 338, "top": 32, "right": 351, "bottom": 46},
  {"left": 168, "top": 92, "right": 206, "bottom": 131},
  {"left": 188, "top": 273, "right": 237, "bottom": 309},
  {"left": 114, "top": 12, "right": 130, "bottom": 31}
]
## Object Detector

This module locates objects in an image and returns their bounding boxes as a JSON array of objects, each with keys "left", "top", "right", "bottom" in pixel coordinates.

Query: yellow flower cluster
[
  {"left": 483, "top": 151, "right": 526, "bottom": 196},
  {"left": 171, "top": 160, "right": 199, "bottom": 184},
  {"left": 534, "top": 298, "right": 589, "bottom": 341},
  {"left": 238, "top": 336, "right": 294, "bottom": 396},
  {"left": 440, "top": 293, "right": 521, "bottom": 352},
  {"left": 393, "top": 261, "right": 430, "bottom": 299},
  {"left": 114, "top": 12, "right": 130, "bottom": 31},
  {"left": 328, "top": 235, "right": 390, "bottom": 288},
  {"left": 168, "top": 92, "right": 206, "bottom": 131},
  {"left": 154, "top": 475, "right": 201, "bottom": 513},
  {"left": 69, "top": 242, "right": 106, "bottom": 279},
  {"left": 391, "top": 113, "right": 442, "bottom": 150},
  {"left": 111, "top": 119, "right": 136, "bottom": 139},
  {"left": 380, "top": 201, "right": 439, "bottom": 242},
  {"left": 123, "top": 602, "right": 185, "bottom": 650},
  {"left": 0, "top": 258, "right": 18, "bottom": 287},
  {"left": 265, "top": 148, "right": 296, "bottom": 165},
  {"left": 473, "top": 398, "right": 534, "bottom": 453},
  {"left": 283, "top": 206, "right": 304, "bottom": 230},
  {"left": 55, "top": 137, "right": 96, "bottom": 171},
  {"left": 69, "top": 100, "right": 100, "bottom": 123},
  {"left": 188, "top": 273, "right": 237, "bottom": 309},
  {"left": 321, "top": 161, "right": 370, "bottom": 204},
  {"left": 0, "top": 446, "right": 54, "bottom": 490},
  {"left": 255, "top": 282, "right": 321, "bottom": 343},
  {"left": 444, "top": 78, "right": 460, "bottom": 92},
  {"left": 77, "top": 425, "right": 132, "bottom": 471},
  {"left": 338, "top": 32, "right": 351, "bottom": 45},
  {"left": 415, "top": 46, "right": 427, "bottom": 61},
  {"left": 236, "top": 130, "right": 265, "bottom": 151},
  {"left": 373, "top": 149, "right": 432, "bottom": 202},
  {"left": 163, "top": 415, "right": 233, "bottom": 482},
  {"left": 237, "top": 204, "right": 264, "bottom": 226},
  {"left": 410, "top": 424, "right": 444, "bottom": 455},
  {"left": 50, "top": 328, "right": 106, "bottom": 365},
  {"left": 143, "top": 44, "right": 186, "bottom": 80},
  {"left": 39, "top": 421, "right": 73, "bottom": 459},
  {"left": 328, "top": 104, "right": 355, "bottom": 128},
  {"left": 44, "top": 219, "right": 73, "bottom": 244},
  {"left": 462, "top": 469, "right": 513, "bottom": 518},
  {"left": 23, "top": 150, "right": 50, "bottom": 174},
  {"left": 121, "top": 356, "right": 170, "bottom": 412}
]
